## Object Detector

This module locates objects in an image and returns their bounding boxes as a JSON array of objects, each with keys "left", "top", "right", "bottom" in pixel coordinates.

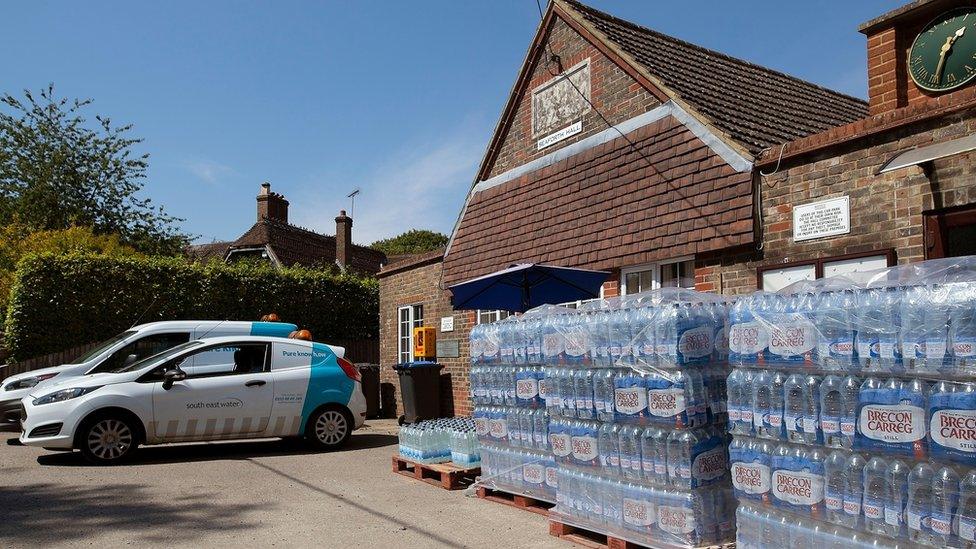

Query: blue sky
[{"left": 2, "top": 1, "right": 900, "bottom": 245}]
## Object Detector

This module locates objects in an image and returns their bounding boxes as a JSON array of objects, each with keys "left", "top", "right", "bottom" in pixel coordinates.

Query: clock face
[{"left": 909, "top": 7, "right": 976, "bottom": 92}]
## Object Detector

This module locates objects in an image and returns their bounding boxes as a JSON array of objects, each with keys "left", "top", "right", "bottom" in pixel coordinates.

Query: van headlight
[
  {"left": 6, "top": 372, "right": 59, "bottom": 391},
  {"left": 33, "top": 386, "right": 102, "bottom": 406}
]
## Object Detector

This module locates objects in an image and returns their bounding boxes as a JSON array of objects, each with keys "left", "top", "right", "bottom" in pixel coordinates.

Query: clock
[{"left": 909, "top": 6, "right": 976, "bottom": 93}]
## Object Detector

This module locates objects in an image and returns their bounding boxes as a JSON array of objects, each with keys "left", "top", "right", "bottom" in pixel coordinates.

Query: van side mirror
[{"left": 161, "top": 368, "right": 186, "bottom": 390}]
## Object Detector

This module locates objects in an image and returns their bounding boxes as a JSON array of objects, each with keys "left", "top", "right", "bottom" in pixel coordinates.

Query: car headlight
[
  {"left": 5, "top": 373, "right": 59, "bottom": 391},
  {"left": 32, "top": 386, "right": 102, "bottom": 406}
]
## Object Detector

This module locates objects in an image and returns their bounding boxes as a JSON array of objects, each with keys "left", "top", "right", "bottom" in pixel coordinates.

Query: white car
[
  {"left": 0, "top": 320, "right": 297, "bottom": 431},
  {"left": 19, "top": 335, "right": 366, "bottom": 464}
]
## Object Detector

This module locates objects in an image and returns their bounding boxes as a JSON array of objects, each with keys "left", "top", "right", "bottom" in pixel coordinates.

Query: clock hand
[
  {"left": 935, "top": 35, "right": 953, "bottom": 83},
  {"left": 935, "top": 27, "right": 967, "bottom": 84}
]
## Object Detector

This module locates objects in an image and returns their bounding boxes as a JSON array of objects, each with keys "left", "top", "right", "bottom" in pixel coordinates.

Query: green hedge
[{"left": 4, "top": 254, "right": 378, "bottom": 360}]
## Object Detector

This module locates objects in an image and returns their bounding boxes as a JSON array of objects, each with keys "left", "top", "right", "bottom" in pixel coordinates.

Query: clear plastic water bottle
[
  {"left": 900, "top": 284, "right": 926, "bottom": 374},
  {"left": 824, "top": 450, "right": 847, "bottom": 524},
  {"left": 589, "top": 309, "right": 612, "bottom": 368},
  {"left": 842, "top": 452, "right": 866, "bottom": 529},
  {"left": 949, "top": 281, "right": 976, "bottom": 376},
  {"left": 820, "top": 375, "right": 845, "bottom": 448},
  {"left": 931, "top": 465, "right": 960, "bottom": 547},
  {"left": 957, "top": 469, "right": 976, "bottom": 545},
  {"left": 877, "top": 286, "right": 902, "bottom": 372},
  {"left": 666, "top": 429, "right": 697, "bottom": 489},
  {"left": 524, "top": 316, "right": 542, "bottom": 365},
  {"left": 593, "top": 368, "right": 617, "bottom": 423},
  {"left": 819, "top": 289, "right": 857, "bottom": 371},
  {"left": 571, "top": 420, "right": 600, "bottom": 469},
  {"left": 563, "top": 313, "right": 588, "bottom": 366},
  {"left": 728, "top": 368, "right": 755, "bottom": 435},
  {"left": 543, "top": 367, "right": 559, "bottom": 417},
  {"left": 541, "top": 314, "right": 565, "bottom": 366},
  {"left": 638, "top": 426, "right": 661, "bottom": 485},
  {"left": 862, "top": 456, "right": 887, "bottom": 535},
  {"left": 558, "top": 368, "right": 577, "bottom": 418},
  {"left": 574, "top": 368, "right": 595, "bottom": 420},
  {"left": 729, "top": 293, "right": 769, "bottom": 366},
  {"left": 784, "top": 373, "right": 820, "bottom": 444},
  {"left": 884, "top": 458, "right": 910, "bottom": 539},
  {"left": 753, "top": 369, "right": 785, "bottom": 440},
  {"left": 922, "top": 283, "right": 951, "bottom": 374},
  {"left": 907, "top": 461, "right": 935, "bottom": 545},
  {"left": 630, "top": 304, "right": 653, "bottom": 369},
  {"left": 619, "top": 425, "right": 643, "bottom": 481},
  {"left": 598, "top": 422, "right": 621, "bottom": 475},
  {"left": 855, "top": 287, "right": 883, "bottom": 372},
  {"left": 532, "top": 408, "right": 548, "bottom": 451}
]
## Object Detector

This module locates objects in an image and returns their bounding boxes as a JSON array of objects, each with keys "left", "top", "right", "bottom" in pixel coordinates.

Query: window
[
  {"left": 924, "top": 205, "right": 976, "bottom": 259},
  {"left": 620, "top": 257, "right": 695, "bottom": 295},
  {"left": 90, "top": 332, "right": 192, "bottom": 373},
  {"left": 398, "top": 305, "right": 424, "bottom": 363},
  {"left": 757, "top": 249, "right": 896, "bottom": 291},
  {"left": 477, "top": 310, "right": 510, "bottom": 324},
  {"left": 172, "top": 343, "right": 269, "bottom": 378}
]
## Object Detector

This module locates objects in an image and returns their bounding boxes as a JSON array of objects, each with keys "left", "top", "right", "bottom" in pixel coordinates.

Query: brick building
[
  {"left": 379, "top": 0, "right": 976, "bottom": 417},
  {"left": 188, "top": 182, "right": 386, "bottom": 276}
]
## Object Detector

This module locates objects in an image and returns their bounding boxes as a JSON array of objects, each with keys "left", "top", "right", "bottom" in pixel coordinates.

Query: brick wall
[
  {"left": 702, "top": 106, "right": 976, "bottom": 295},
  {"left": 485, "top": 16, "right": 660, "bottom": 179},
  {"left": 379, "top": 258, "right": 476, "bottom": 419}
]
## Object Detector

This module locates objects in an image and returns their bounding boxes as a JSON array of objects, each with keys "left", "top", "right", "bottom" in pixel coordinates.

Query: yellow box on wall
[{"left": 413, "top": 327, "right": 436, "bottom": 360}]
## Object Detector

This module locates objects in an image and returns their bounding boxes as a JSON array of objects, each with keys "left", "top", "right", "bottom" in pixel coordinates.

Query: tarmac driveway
[{"left": 0, "top": 420, "right": 565, "bottom": 548}]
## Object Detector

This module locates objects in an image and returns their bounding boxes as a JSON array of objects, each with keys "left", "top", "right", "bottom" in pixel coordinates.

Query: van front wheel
[
  {"left": 78, "top": 416, "right": 138, "bottom": 465},
  {"left": 306, "top": 406, "right": 352, "bottom": 450}
]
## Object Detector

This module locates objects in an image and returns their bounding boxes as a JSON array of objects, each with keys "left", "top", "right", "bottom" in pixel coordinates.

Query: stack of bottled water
[
  {"left": 398, "top": 417, "right": 480, "bottom": 467},
  {"left": 727, "top": 257, "right": 976, "bottom": 549},
  {"left": 471, "top": 306, "right": 558, "bottom": 503},
  {"left": 470, "top": 289, "right": 735, "bottom": 548}
]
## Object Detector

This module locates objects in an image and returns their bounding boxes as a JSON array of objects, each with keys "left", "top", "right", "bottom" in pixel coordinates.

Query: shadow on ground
[
  {"left": 0, "top": 482, "right": 263, "bottom": 545},
  {"left": 36, "top": 432, "right": 398, "bottom": 467}
]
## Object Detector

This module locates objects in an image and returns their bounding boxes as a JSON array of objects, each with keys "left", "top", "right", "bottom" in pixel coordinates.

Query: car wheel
[
  {"left": 306, "top": 406, "right": 353, "bottom": 450},
  {"left": 79, "top": 416, "right": 138, "bottom": 465}
]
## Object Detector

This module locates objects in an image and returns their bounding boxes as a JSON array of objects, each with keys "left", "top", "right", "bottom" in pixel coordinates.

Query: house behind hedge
[{"left": 188, "top": 183, "right": 386, "bottom": 275}]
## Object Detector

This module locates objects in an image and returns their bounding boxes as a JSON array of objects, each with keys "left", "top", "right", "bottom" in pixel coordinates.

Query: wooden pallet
[
  {"left": 548, "top": 519, "right": 736, "bottom": 549},
  {"left": 475, "top": 486, "right": 555, "bottom": 517},
  {"left": 391, "top": 455, "right": 480, "bottom": 490}
]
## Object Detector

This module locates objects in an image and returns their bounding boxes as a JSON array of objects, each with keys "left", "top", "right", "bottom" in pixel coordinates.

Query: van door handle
[{"left": 245, "top": 380, "right": 266, "bottom": 388}]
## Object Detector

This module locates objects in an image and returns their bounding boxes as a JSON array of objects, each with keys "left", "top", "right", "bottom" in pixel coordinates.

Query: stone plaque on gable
[{"left": 532, "top": 60, "right": 591, "bottom": 137}]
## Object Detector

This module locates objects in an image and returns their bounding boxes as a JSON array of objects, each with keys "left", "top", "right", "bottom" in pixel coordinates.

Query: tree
[
  {"left": 369, "top": 229, "right": 448, "bottom": 257},
  {"left": 0, "top": 85, "right": 189, "bottom": 255},
  {"left": 0, "top": 223, "right": 140, "bottom": 318}
]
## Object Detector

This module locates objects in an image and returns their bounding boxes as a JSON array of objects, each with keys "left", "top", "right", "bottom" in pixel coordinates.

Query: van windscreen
[{"left": 70, "top": 331, "right": 138, "bottom": 364}]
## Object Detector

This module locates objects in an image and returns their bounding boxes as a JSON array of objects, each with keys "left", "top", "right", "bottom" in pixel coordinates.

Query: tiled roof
[
  {"left": 187, "top": 219, "right": 386, "bottom": 275},
  {"left": 378, "top": 248, "right": 445, "bottom": 278},
  {"left": 562, "top": 0, "right": 869, "bottom": 154},
  {"left": 186, "top": 241, "right": 232, "bottom": 262},
  {"left": 443, "top": 115, "right": 754, "bottom": 286}
]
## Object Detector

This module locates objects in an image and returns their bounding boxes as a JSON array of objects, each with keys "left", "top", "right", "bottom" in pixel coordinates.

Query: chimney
[
  {"left": 256, "top": 182, "right": 289, "bottom": 223},
  {"left": 335, "top": 210, "right": 353, "bottom": 269}
]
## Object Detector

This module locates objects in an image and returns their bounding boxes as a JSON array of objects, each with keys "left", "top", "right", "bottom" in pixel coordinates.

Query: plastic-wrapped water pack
[{"left": 469, "top": 288, "right": 734, "bottom": 548}]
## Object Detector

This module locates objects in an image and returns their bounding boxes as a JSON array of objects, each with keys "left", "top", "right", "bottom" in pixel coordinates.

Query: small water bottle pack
[
  {"left": 726, "top": 257, "right": 976, "bottom": 548},
  {"left": 471, "top": 288, "right": 734, "bottom": 548},
  {"left": 398, "top": 417, "right": 480, "bottom": 467}
]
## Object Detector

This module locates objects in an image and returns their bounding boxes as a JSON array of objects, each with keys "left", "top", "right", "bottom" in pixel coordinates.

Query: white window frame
[
  {"left": 476, "top": 310, "right": 510, "bottom": 324},
  {"left": 620, "top": 256, "right": 695, "bottom": 295},
  {"left": 397, "top": 304, "right": 424, "bottom": 363},
  {"left": 756, "top": 249, "right": 896, "bottom": 290}
]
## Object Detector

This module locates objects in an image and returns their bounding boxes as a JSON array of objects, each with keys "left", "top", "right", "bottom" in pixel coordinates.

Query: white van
[
  {"left": 0, "top": 320, "right": 297, "bottom": 430},
  {"left": 20, "top": 335, "right": 365, "bottom": 464}
]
